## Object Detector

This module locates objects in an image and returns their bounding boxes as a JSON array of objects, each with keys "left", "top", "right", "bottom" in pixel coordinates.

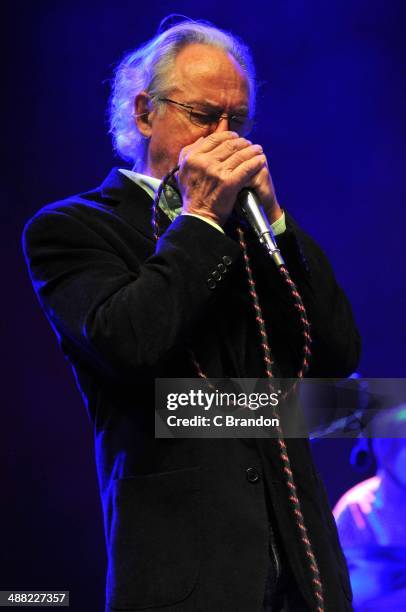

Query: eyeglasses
[{"left": 157, "top": 97, "right": 254, "bottom": 137}]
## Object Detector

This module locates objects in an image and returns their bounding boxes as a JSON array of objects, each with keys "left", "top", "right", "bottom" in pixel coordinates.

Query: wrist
[
  {"left": 182, "top": 203, "right": 225, "bottom": 227},
  {"left": 266, "top": 202, "right": 283, "bottom": 225}
]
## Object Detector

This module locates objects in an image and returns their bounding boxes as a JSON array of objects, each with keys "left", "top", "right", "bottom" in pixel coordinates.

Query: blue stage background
[{"left": 2, "top": 1, "right": 405, "bottom": 609}]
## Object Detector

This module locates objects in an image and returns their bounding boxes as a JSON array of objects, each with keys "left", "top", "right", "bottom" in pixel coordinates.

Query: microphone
[{"left": 237, "top": 189, "right": 285, "bottom": 267}]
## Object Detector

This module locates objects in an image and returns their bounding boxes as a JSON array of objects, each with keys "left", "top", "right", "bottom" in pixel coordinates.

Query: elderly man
[{"left": 23, "top": 18, "right": 360, "bottom": 612}]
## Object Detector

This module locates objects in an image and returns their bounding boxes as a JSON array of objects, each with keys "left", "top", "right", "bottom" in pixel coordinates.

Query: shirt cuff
[
  {"left": 271, "top": 210, "right": 286, "bottom": 236},
  {"left": 182, "top": 210, "right": 285, "bottom": 236},
  {"left": 181, "top": 212, "right": 224, "bottom": 234}
]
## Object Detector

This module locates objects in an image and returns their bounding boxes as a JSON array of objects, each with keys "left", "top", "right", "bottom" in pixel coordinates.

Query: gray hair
[{"left": 108, "top": 18, "right": 257, "bottom": 169}]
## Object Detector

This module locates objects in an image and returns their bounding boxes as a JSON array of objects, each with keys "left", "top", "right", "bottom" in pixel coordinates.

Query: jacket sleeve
[
  {"left": 276, "top": 214, "right": 361, "bottom": 377},
  {"left": 22, "top": 209, "right": 241, "bottom": 381}
]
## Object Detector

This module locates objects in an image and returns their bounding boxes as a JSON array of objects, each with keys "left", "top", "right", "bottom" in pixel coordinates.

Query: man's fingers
[
  {"left": 179, "top": 132, "right": 240, "bottom": 164},
  {"left": 197, "top": 131, "right": 240, "bottom": 153},
  {"left": 221, "top": 143, "right": 263, "bottom": 171},
  {"left": 179, "top": 137, "right": 205, "bottom": 164},
  {"left": 230, "top": 154, "right": 267, "bottom": 188},
  {"left": 211, "top": 137, "right": 254, "bottom": 162}
]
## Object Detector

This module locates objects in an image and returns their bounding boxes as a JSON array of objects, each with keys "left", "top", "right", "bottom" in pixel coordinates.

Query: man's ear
[{"left": 134, "top": 91, "right": 153, "bottom": 137}]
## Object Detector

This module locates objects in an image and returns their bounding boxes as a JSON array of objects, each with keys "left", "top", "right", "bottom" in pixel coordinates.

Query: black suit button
[
  {"left": 217, "top": 263, "right": 226, "bottom": 273},
  {"left": 246, "top": 467, "right": 260, "bottom": 483},
  {"left": 222, "top": 255, "right": 232, "bottom": 266},
  {"left": 212, "top": 270, "right": 222, "bottom": 281},
  {"left": 207, "top": 277, "right": 216, "bottom": 289}
]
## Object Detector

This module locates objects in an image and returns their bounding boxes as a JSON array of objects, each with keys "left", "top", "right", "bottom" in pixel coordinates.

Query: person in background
[{"left": 334, "top": 404, "right": 406, "bottom": 610}]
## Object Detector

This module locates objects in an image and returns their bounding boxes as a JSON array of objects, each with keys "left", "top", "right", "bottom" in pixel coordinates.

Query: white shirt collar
[{"left": 119, "top": 168, "right": 161, "bottom": 200}]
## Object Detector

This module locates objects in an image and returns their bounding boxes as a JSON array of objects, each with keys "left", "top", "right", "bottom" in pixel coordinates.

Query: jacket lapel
[{"left": 99, "top": 168, "right": 172, "bottom": 240}]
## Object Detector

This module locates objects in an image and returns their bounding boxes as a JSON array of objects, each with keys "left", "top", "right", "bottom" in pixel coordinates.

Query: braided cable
[
  {"left": 152, "top": 171, "right": 324, "bottom": 611},
  {"left": 236, "top": 225, "right": 324, "bottom": 612},
  {"left": 278, "top": 265, "right": 312, "bottom": 378},
  {"left": 237, "top": 227, "right": 274, "bottom": 378}
]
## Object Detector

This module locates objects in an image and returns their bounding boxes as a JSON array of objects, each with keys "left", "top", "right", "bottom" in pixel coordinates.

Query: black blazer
[{"left": 22, "top": 168, "right": 360, "bottom": 611}]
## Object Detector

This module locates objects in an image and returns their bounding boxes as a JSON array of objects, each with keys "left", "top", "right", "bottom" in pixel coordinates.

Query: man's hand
[
  {"left": 246, "top": 155, "right": 283, "bottom": 225},
  {"left": 177, "top": 131, "right": 280, "bottom": 227}
]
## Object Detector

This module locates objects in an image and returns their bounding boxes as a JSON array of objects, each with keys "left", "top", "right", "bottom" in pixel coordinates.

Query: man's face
[{"left": 137, "top": 43, "right": 250, "bottom": 178}]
